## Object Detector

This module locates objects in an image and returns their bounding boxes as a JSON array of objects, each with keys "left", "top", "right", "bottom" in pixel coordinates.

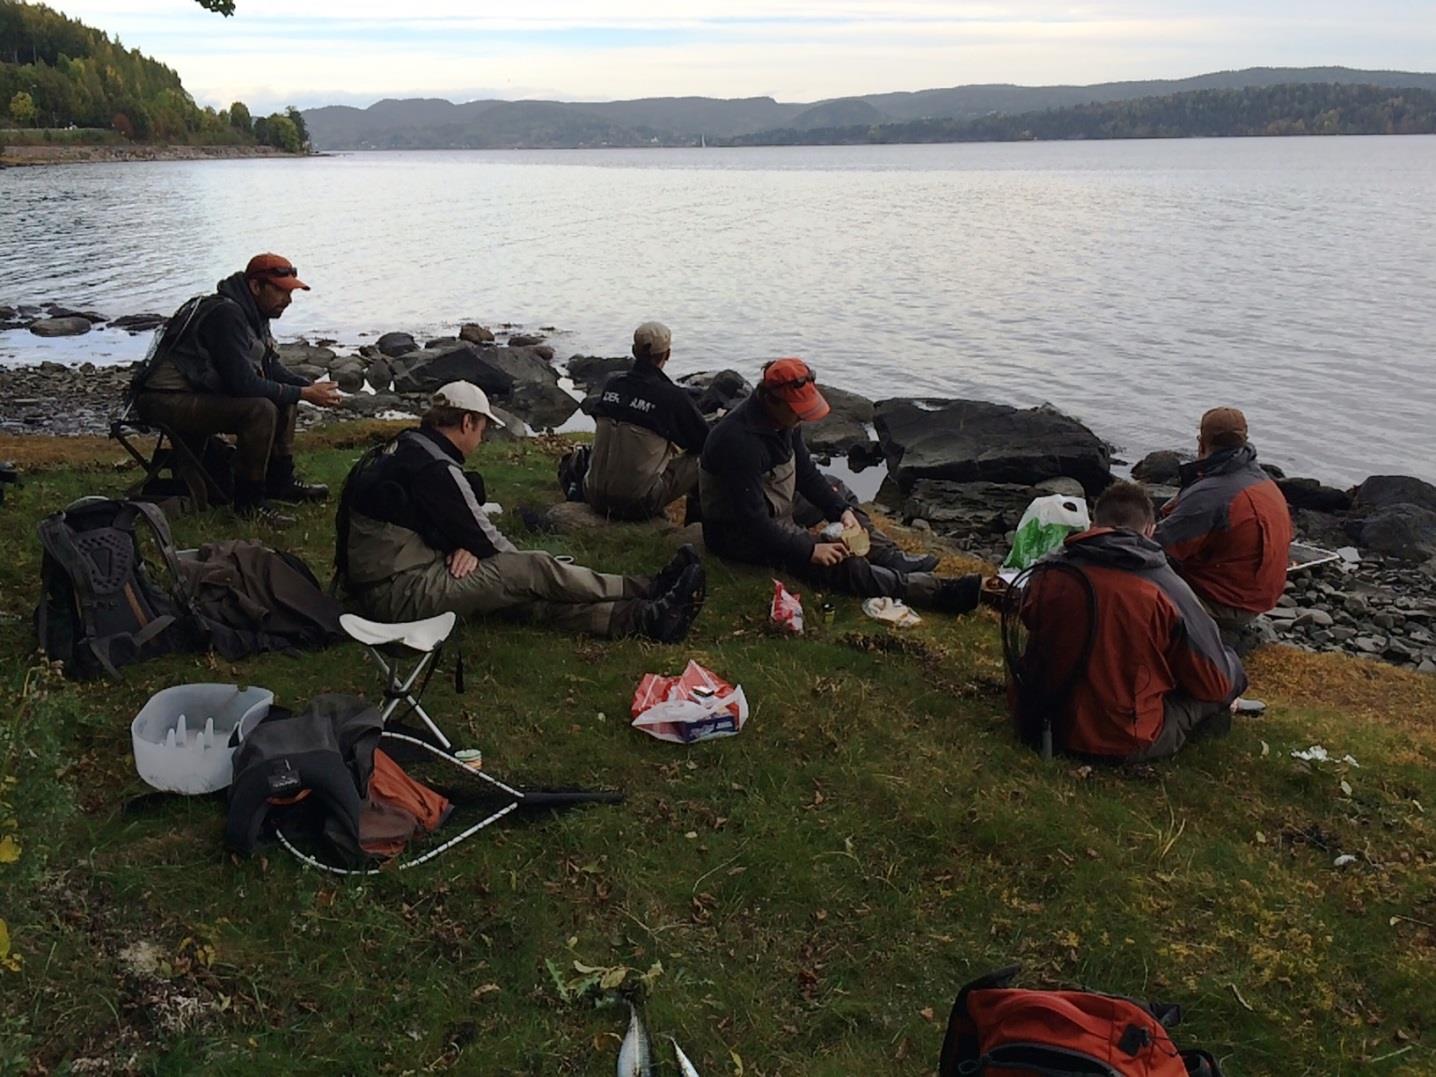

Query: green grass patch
[{"left": 0, "top": 435, "right": 1432, "bottom": 1074}]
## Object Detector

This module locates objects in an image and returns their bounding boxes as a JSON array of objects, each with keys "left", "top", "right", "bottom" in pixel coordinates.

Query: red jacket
[
  {"left": 1017, "top": 528, "right": 1246, "bottom": 760},
  {"left": 1155, "top": 445, "right": 1293, "bottom": 613}
]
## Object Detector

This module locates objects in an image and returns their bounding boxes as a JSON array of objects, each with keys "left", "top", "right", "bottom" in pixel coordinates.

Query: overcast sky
[{"left": 53, "top": 1, "right": 1436, "bottom": 114}]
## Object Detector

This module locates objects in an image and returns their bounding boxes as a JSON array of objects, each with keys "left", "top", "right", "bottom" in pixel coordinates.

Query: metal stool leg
[{"left": 370, "top": 646, "right": 452, "bottom": 750}]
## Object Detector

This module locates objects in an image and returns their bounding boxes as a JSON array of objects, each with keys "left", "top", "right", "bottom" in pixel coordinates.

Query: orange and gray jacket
[
  {"left": 1019, "top": 528, "right": 1246, "bottom": 760},
  {"left": 1154, "top": 445, "right": 1292, "bottom": 613}
]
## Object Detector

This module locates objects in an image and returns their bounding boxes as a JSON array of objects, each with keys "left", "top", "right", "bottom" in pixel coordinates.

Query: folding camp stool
[
  {"left": 340, "top": 611, "right": 459, "bottom": 750},
  {"left": 109, "top": 402, "right": 231, "bottom": 510}
]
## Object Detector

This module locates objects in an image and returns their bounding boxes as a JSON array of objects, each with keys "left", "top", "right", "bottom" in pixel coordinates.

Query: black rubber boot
[
  {"left": 931, "top": 575, "right": 982, "bottom": 614},
  {"left": 266, "top": 455, "right": 329, "bottom": 503},
  {"left": 649, "top": 544, "right": 701, "bottom": 600},
  {"left": 636, "top": 562, "right": 706, "bottom": 643}
]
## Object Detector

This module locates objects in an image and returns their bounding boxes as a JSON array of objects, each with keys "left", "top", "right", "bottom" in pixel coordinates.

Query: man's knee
[{"left": 237, "top": 397, "right": 280, "bottom": 437}]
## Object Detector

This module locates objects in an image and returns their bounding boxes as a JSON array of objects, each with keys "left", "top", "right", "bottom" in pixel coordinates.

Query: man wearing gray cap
[
  {"left": 335, "top": 381, "right": 705, "bottom": 641},
  {"left": 584, "top": 321, "right": 711, "bottom": 520}
]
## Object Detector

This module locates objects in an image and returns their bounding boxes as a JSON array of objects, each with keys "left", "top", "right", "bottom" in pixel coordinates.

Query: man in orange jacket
[
  {"left": 1155, "top": 407, "right": 1293, "bottom": 644},
  {"left": 1016, "top": 482, "right": 1246, "bottom": 761}
]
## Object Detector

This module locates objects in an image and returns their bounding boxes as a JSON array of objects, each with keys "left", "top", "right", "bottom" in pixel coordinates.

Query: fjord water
[{"left": 2, "top": 136, "right": 1433, "bottom": 485}]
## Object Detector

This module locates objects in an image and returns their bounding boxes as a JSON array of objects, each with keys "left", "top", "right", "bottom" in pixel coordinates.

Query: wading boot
[
  {"left": 234, "top": 479, "right": 295, "bottom": 528},
  {"left": 266, "top": 455, "right": 329, "bottom": 504},
  {"left": 932, "top": 575, "right": 982, "bottom": 614},
  {"left": 637, "top": 562, "right": 706, "bottom": 643},
  {"left": 649, "top": 544, "right": 701, "bottom": 600}
]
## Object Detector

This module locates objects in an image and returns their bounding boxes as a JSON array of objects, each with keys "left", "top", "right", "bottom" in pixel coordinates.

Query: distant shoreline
[{"left": 0, "top": 144, "right": 306, "bottom": 168}]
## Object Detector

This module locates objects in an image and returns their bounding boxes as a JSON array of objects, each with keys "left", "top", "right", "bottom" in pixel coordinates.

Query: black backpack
[{"left": 35, "top": 497, "right": 200, "bottom": 680}]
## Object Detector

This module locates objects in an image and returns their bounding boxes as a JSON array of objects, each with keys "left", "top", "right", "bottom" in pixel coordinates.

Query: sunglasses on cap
[
  {"left": 252, "top": 266, "right": 300, "bottom": 279},
  {"left": 762, "top": 362, "right": 818, "bottom": 391}
]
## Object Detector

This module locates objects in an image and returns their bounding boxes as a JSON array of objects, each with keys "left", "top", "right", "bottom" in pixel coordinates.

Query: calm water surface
[{"left": 2, "top": 138, "right": 1433, "bottom": 485}]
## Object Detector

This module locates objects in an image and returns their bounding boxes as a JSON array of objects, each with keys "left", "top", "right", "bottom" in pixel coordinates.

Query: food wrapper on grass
[
  {"left": 631, "top": 660, "right": 749, "bottom": 744},
  {"left": 770, "top": 579, "right": 804, "bottom": 634}
]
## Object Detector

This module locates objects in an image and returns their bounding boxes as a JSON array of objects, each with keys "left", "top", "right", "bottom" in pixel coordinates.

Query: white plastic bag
[
  {"left": 631, "top": 660, "right": 749, "bottom": 744},
  {"left": 1003, "top": 494, "right": 1091, "bottom": 569}
]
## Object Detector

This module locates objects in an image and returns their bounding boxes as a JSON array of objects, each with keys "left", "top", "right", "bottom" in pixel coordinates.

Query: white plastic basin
[{"left": 131, "top": 683, "right": 274, "bottom": 794}]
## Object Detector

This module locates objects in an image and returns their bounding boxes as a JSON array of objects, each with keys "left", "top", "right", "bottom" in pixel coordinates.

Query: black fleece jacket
[{"left": 195, "top": 273, "right": 311, "bottom": 405}]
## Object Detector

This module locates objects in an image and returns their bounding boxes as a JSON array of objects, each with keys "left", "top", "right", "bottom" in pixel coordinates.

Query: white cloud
[{"left": 50, "top": 1, "right": 1436, "bottom": 112}]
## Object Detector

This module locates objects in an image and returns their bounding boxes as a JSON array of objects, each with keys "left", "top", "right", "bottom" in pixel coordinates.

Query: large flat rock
[{"left": 875, "top": 397, "right": 1112, "bottom": 494}]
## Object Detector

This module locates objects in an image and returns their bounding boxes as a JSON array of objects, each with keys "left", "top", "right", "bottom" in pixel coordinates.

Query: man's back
[
  {"left": 1156, "top": 445, "right": 1292, "bottom": 612},
  {"left": 1021, "top": 528, "right": 1243, "bottom": 759},
  {"left": 586, "top": 361, "right": 709, "bottom": 516}
]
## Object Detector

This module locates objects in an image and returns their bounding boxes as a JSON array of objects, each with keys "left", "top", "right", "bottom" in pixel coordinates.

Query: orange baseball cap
[
  {"left": 245, "top": 252, "right": 310, "bottom": 291},
  {"left": 761, "top": 357, "right": 829, "bottom": 422}
]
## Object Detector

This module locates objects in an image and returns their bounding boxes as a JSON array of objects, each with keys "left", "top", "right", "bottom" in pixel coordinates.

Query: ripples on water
[{"left": 1, "top": 138, "right": 1433, "bottom": 484}]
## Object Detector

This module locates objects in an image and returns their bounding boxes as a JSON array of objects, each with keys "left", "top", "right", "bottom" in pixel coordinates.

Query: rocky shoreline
[
  {"left": 2, "top": 310, "right": 1434, "bottom": 675},
  {"left": 0, "top": 144, "right": 299, "bottom": 167}
]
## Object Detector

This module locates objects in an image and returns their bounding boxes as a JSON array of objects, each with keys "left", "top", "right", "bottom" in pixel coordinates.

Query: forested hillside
[
  {"left": 0, "top": 0, "right": 304, "bottom": 149},
  {"left": 303, "top": 66, "right": 1436, "bottom": 150},
  {"left": 725, "top": 83, "right": 1436, "bottom": 146}
]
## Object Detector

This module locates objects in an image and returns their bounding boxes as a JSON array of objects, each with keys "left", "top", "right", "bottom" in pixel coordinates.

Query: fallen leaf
[
  {"left": 919, "top": 1007, "right": 935, "bottom": 1022},
  {"left": 0, "top": 835, "right": 19, "bottom": 863},
  {"left": 1340, "top": 780, "right": 1353, "bottom": 797}
]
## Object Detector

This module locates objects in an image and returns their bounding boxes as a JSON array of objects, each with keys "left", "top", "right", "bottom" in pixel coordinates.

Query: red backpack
[{"left": 939, "top": 967, "right": 1224, "bottom": 1076}]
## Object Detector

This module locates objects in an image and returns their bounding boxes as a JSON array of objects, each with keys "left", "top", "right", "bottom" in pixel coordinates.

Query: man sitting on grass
[
  {"left": 699, "top": 358, "right": 982, "bottom": 613},
  {"left": 1155, "top": 407, "right": 1293, "bottom": 648},
  {"left": 335, "top": 381, "right": 705, "bottom": 642},
  {"left": 1016, "top": 481, "right": 1246, "bottom": 761},
  {"left": 585, "top": 320, "right": 711, "bottom": 521}
]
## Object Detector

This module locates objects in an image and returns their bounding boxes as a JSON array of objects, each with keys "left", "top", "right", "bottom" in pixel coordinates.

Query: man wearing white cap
[{"left": 335, "top": 381, "right": 705, "bottom": 641}]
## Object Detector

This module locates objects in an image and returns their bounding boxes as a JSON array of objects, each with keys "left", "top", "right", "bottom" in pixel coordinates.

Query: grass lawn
[{"left": 0, "top": 426, "right": 1432, "bottom": 1075}]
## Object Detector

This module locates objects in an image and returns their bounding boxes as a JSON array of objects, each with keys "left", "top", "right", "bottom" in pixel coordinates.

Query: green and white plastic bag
[{"left": 1003, "top": 494, "right": 1091, "bottom": 570}]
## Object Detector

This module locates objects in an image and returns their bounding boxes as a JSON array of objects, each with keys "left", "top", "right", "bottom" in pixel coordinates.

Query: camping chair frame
[
  {"left": 273, "top": 732, "right": 623, "bottom": 875},
  {"left": 110, "top": 399, "right": 231, "bottom": 509}
]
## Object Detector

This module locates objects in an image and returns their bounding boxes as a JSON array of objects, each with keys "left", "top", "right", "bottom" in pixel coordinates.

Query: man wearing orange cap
[
  {"left": 133, "top": 253, "right": 342, "bottom": 520},
  {"left": 1155, "top": 407, "right": 1293, "bottom": 644},
  {"left": 699, "top": 358, "right": 982, "bottom": 613}
]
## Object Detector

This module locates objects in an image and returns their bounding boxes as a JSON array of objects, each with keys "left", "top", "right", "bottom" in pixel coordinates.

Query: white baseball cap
[{"left": 432, "top": 381, "right": 506, "bottom": 428}]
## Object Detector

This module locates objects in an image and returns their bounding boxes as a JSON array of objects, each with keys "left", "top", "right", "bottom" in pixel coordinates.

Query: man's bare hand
[
  {"left": 810, "top": 542, "right": 849, "bottom": 567},
  {"left": 300, "top": 379, "right": 342, "bottom": 408},
  {"left": 447, "top": 548, "right": 479, "bottom": 579},
  {"left": 840, "top": 509, "right": 861, "bottom": 532}
]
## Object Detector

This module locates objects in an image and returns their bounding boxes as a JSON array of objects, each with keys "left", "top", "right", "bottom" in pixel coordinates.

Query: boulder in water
[
  {"left": 109, "top": 313, "right": 167, "bottom": 333},
  {"left": 1278, "top": 477, "right": 1353, "bottom": 513},
  {"left": 28, "top": 316, "right": 92, "bottom": 337},
  {"left": 1354, "top": 474, "right": 1436, "bottom": 515},
  {"left": 390, "top": 343, "right": 515, "bottom": 397},
  {"left": 507, "top": 332, "right": 545, "bottom": 347},
  {"left": 460, "top": 323, "right": 495, "bottom": 345},
  {"left": 806, "top": 386, "right": 874, "bottom": 456},
  {"left": 875, "top": 397, "right": 1112, "bottom": 494},
  {"left": 1131, "top": 450, "right": 1190, "bottom": 485},
  {"left": 376, "top": 331, "right": 417, "bottom": 358},
  {"left": 567, "top": 354, "right": 631, "bottom": 387},
  {"left": 677, "top": 369, "right": 752, "bottom": 416}
]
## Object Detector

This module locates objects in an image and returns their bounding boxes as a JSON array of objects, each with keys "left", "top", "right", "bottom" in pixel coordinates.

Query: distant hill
[
  {"left": 726, "top": 83, "right": 1436, "bottom": 146},
  {"left": 302, "top": 66, "right": 1436, "bottom": 150}
]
